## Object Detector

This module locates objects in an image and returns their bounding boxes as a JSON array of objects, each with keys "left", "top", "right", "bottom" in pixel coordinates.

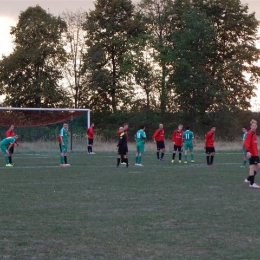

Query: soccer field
[{"left": 1, "top": 151, "right": 260, "bottom": 260}]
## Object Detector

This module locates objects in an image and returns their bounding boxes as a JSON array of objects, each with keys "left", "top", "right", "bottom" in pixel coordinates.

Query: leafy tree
[
  {"left": 170, "top": 9, "right": 217, "bottom": 125},
  {"left": 0, "top": 5, "right": 70, "bottom": 107},
  {"left": 137, "top": 0, "right": 177, "bottom": 114},
  {"left": 61, "top": 10, "right": 88, "bottom": 108},
  {"left": 194, "top": 0, "right": 260, "bottom": 112},
  {"left": 82, "top": 0, "right": 145, "bottom": 112}
]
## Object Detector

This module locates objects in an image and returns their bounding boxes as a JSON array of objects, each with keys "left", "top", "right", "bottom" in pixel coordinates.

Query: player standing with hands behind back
[
  {"left": 59, "top": 123, "right": 70, "bottom": 167},
  {"left": 86, "top": 122, "right": 95, "bottom": 154},
  {"left": 152, "top": 124, "right": 165, "bottom": 161},
  {"left": 244, "top": 119, "right": 260, "bottom": 188}
]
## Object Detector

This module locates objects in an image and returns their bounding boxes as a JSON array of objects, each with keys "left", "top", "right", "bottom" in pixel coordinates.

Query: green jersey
[
  {"left": 60, "top": 127, "right": 68, "bottom": 144},
  {"left": 135, "top": 129, "right": 146, "bottom": 146},
  {"left": 1, "top": 137, "right": 16, "bottom": 147},
  {"left": 183, "top": 130, "right": 194, "bottom": 142}
]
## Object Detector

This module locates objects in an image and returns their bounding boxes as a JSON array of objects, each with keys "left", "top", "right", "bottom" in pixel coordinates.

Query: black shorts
[
  {"left": 206, "top": 147, "right": 215, "bottom": 154},
  {"left": 173, "top": 145, "right": 182, "bottom": 152},
  {"left": 156, "top": 141, "right": 165, "bottom": 150},
  {"left": 118, "top": 146, "right": 127, "bottom": 155},
  {"left": 249, "top": 156, "right": 260, "bottom": 165},
  {"left": 88, "top": 139, "right": 93, "bottom": 145}
]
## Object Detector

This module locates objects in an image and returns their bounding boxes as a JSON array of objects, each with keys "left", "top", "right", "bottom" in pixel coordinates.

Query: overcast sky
[{"left": 0, "top": 0, "right": 259, "bottom": 20}]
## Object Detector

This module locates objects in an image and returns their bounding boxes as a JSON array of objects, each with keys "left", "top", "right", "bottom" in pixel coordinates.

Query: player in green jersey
[
  {"left": 241, "top": 126, "right": 248, "bottom": 167},
  {"left": 182, "top": 126, "right": 195, "bottom": 163},
  {"left": 0, "top": 134, "right": 19, "bottom": 166},
  {"left": 134, "top": 125, "right": 146, "bottom": 166},
  {"left": 60, "top": 123, "right": 70, "bottom": 167}
]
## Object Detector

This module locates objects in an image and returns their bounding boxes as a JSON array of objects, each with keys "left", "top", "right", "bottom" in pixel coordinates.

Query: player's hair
[
  {"left": 243, "top": 125, "right": 248, "bottom": 130},
  {"left": 186, "top": 126, "right": 190, "bottom": 130},
  {"left": 139, "top": 125, "right": 145, "bottom": 129},
  {"left": 250, "top": 119, "right": 257, "bottom": 125}
]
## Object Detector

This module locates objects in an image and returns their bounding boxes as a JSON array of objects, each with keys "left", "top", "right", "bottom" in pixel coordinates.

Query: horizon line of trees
[{"left": 0, "top": 0, "right": 260, "bottom": 132}]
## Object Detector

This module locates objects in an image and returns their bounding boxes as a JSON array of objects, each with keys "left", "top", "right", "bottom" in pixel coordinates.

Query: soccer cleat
[
  {"left": 240, "top": 165, "right": 246, "bottom": 168},
  {"left": 60, "top": 164, "right": 66, "bottom": 167},
  {"left": 244, "top": 179, "right": 250, "bottom": 183},
  {"left": 184, "top": 161, "right": 187, "bottom": 164},
  {"left": 65, "top": 164, "right": 71, "bottom": 167},
  {"left": 90, "top": 152, "right": 95, "bottom": 154},
  {"left": 191, "top": 160, "right": 195, "bottom": 163},
  {"left": 160, "top": 158, "right": 164, "bottom": 161},
  {"left": 6, "top": 163, "right": 13, "bottom": 167},
  {"left": 121, "top": 162, "right": 126, "bottom": 165},
  {"left": 136, "top": 164, "right": 143, "bottom": 167},
  {"left": 249, "top": 183, "right": 260, "bottom": 188},
  {"left": 171, "top": 160, "right": 174, "bottom": 163},
  {"left": 179, "top": 160, "right": 181, "bottom": 163},
  {"left": 135, "top": 163, "right": 138, "bottom": 166}
]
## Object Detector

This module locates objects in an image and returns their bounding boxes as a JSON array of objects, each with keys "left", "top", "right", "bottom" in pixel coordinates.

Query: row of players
[
  {"left": 115, "top": 120, "right": 260, "bottom": 189},
  {"left": 1, "top": 120, "right": 260, "bottom": 189},
  {"left": 116, "top": 123, "right": 214, "bottom": 167}
]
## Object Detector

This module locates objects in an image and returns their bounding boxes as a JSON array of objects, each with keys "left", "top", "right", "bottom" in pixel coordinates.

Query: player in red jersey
[
  {"left": 152, "top": 123, "right": 165, "bottom": 161},
  {"left": 244, "top": 119, "right": 260, "bottom": 188},
  {"left": 205, "top": 126, "right": 216, "bottom": 166},
  {"left": 6, "top": 125, "right": 18, "bottom": 165},
  {"left": 86, "top": 122, "right": 95, "bottom": 154},
  {"left": 171, "top": 124, "right": 183, "bottom": 163}
]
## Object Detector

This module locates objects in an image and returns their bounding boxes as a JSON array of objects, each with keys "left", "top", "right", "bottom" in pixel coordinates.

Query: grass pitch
[{"left": 1, "top": 150, "right": 260, "bottom": 260}]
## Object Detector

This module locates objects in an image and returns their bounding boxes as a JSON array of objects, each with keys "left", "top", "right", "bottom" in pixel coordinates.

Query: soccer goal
[{"left": 0, "top": 107, "right": 90, "bottom": 151}]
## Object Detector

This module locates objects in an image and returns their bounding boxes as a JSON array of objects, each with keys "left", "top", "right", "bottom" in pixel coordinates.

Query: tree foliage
[
  {"left": 0, "top": 5, "right": 70, "bottom": 107},
  {"left": 82, "top": 0, "right": 146, "bottom": 112}
]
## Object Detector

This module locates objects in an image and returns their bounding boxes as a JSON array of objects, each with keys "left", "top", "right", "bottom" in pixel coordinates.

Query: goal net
[{"left": 0, "top": 107, "right": 90, "bottom": 151}]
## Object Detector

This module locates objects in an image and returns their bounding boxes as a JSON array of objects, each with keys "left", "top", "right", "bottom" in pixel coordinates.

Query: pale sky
[{"left": 0, "top": 0, "right": 260, "bottom": 108}]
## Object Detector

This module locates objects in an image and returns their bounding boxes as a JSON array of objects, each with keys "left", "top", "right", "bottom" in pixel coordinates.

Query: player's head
[
  {"left": 186, "top": 126, "right": 190, "bottom": 130},
  {"left": 123, "top": 123, "right": 129, "bottom": 130},
  {"left": 14, "top": 134, "right": 19, "bottom": 139},
  {"left": 242, "top": 126, "right": 248, "bottom": 132},
  {"left": 211, "top": 126, "right": 216, "bottom": 132},
  {"left": 178, "top": 124, "right": 183, "bottom": 131},
  {"left": 159, "top": 124, "right": 163, "bottom": 129},
  {"left": 250, "top": 119, "right": 257, "bottom": 131},
  {"left": 9, "top": 125, "right": 14, "bottom": 130},
  {"left": 139, "top": 125, "right": 145, "bottom": 130},
  {"left": 118, "top": 126, "right": 124, "bottom": 133},
  {"left": 91, "top": 122, "right": 94, "bottom": 127},
  {"left": 63, "top": 123, "right": 68, "bottom": 130}
]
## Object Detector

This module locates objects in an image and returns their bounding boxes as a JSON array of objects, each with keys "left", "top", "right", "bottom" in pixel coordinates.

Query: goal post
[{"left": 0, "top": 107, "right": 91, "bottom": 151}]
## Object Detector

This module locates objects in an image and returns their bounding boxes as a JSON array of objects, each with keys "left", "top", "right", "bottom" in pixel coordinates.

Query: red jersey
[
  {"left": 153, "top": 129, "right": 165, "bottom": 142},
  {"left": 6, "top": 129, "right": 15, "bottom": 137},
  {"left": 205, "top": 131, "right": 215, "bottom": 147},
  {"left": 117, "top": 130, "right": 128, "bottom": 143},
  {"left": 86, "top": 126, "right": 94, "bottom": 139},
  {"left": 244, "top": 129, "right": 258, "bottom": 156},
  {"left": 172, "top": 130, "right": 183, "bottom": 146}
]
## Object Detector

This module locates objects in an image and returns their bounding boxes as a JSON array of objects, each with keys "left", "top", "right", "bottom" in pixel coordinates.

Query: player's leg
[
  {"left": 210, "top": 148, "right": 215, "bottom": 165},
  {"left": 178, "top": 146, "right": 182, "bottom": 163},
  {"left": 248, "top": 159, "right": 259, "bottom": 188},
  {"left": 206, "top": 148, "right": 210, "bottom": 165},
  {"left": 156, "top": 142, "right": 160, "bottom": 160},
  {"left": 184, "top": 143, "right": 188, "bottom": 163},
  {"left": 9, "top": 146, "right": 14, "bottom": 164},
  {"left": 160, "top": 144, "right": 165, "bottom": 160},
  {"left": 172, "top": 145, "right": 177, "bottom": 162},
  {"left": 190, "top": 143, "right": 194, "bottom": 162},
  {"left": 135, "top": 146, "right": 139, "bottom": 165},
  {"left": 117, "top": 148, "right": 121, "bottom": 167}
]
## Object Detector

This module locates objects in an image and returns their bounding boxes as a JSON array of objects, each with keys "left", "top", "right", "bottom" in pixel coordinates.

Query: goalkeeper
[{"left": 0, "top": 134, "right": 19, "bottom": 167}]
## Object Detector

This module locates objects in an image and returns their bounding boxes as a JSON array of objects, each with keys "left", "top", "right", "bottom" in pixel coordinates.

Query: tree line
[{"left": 0, "top": 0, "right": 260, "bottom": 138}]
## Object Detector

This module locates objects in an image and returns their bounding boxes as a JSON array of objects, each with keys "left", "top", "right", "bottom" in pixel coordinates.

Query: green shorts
[
  {"left": 137, "top": 145, "right": 145, "bottom": 153},
  {"left": 184, "top": 142, "right": 193, "bottom": 151},
  {"left": 242, "top": 145, "right": 246, "bottom": 155},
  {"left": 61, "top": 144, "right": 68, "bottom": 153}
]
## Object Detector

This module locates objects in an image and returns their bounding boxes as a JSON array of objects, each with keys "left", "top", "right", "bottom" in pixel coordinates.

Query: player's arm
[
  {"left": 172, "top": 131, "right": 175, "bottom": 144},
  {"left": 152, "top": 130, "right": 158, "bottom": 143}
]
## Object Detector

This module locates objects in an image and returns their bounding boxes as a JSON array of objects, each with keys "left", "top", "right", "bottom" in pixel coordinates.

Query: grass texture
[{"left": 0, "top": 149, "right": 260, "bottom": 260}]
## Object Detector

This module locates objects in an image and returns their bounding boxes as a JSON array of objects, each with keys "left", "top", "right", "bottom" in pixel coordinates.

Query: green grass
[{"left": 1, "top": 150, "right": 260, "bottom": 260}]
